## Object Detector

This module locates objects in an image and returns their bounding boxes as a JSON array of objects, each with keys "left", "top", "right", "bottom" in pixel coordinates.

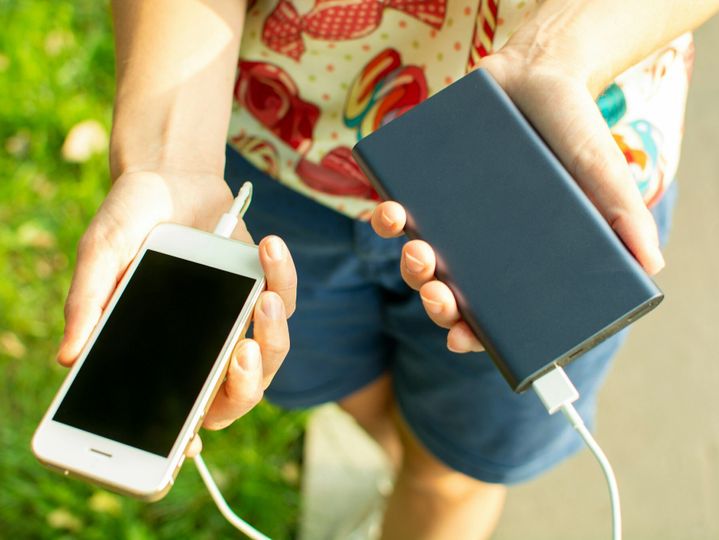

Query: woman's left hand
[{"left": 371, "top": 43, "right": 664, "bottom": 354}]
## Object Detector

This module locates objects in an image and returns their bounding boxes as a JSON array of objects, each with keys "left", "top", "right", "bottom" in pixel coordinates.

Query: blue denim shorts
[{"left": 225, "top": 147, "right": 678, "bottom": 485}]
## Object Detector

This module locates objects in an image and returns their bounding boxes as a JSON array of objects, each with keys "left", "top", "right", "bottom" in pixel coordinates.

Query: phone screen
[{"left": 53, "top": 249, "right": 257, "bottom": 457}]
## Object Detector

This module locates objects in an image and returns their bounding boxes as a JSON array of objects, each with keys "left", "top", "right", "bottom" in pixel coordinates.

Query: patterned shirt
[{"left": 228, "top": 0, "right": 694, "bottom": 219}]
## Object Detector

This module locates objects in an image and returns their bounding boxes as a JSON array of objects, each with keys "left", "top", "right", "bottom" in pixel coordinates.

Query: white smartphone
[{"left": 32, "top": 223, "right": 265, "bottom": 501}]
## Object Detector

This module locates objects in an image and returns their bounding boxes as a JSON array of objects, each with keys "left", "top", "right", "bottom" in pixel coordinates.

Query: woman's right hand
[{"left": 56, "top": 170, "right": 297, "bottom": 431}]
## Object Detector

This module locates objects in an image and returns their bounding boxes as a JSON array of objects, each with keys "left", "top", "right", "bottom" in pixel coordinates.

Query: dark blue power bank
[{"left": 353, "top": 68, "right": 663, "bottom": 393}]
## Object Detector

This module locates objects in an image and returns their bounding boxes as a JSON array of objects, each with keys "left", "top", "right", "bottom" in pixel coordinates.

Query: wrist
[
  {"left": 110, "top": 129, "right": 227, "bottom": 183},
  {"left": 494, "top": 4, "right": 617, "bottom": 98},
  {"left": 110, "top": 93, "right": 228, "bottom": 181}
]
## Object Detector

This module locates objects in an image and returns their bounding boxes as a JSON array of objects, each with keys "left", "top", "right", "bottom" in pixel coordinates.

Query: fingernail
[
  {"left": 236, "top": 340, "right": 260, "bottom": 371},
  {"left": 381, "top": 209, "right": 395, "bottom": 228},
  {"left": 447, "top": 332, "right": 463, "bottom": 352},
  {"left": 261, "top": 293, "right": 282, "bottom": 320},
  {"left": 264, "top": 237, "right": 284, "bottom": 262},
  {"left": 404, "top": 252, "right": 425, "bottom": 274},
  {"left": 420, "top": 294, "right": 443, "bottom": 314}
]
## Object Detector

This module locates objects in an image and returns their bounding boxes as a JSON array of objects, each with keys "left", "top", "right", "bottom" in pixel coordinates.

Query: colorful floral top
[{"left": 228, "top": 0, "right": 694, "bottom": 220}]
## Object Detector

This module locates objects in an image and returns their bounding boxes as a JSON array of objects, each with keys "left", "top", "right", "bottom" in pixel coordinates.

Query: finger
[
  {"left": 57, "top": 226, "right": 126, "bottom": 366},
  {"left": 567, "top": 110, "right": 664, "bottom": 274},
  {"left": 252, "top": 291, "right": 290, "bottom": 388},
  {"left": 185, "top": 434, "right": 203, "bottom": 458},
  {"left": 447, "top": 321, "right": 485, "bottom": 353},
  {"left": 371, "top": 201, "right": 407, "bottom": 238},
  {"left": 419, "top": 280, "right": 461, "bottom": 329},
  {"left": 203, "top": 339, "right": 264, "bottom": 430},
  {"left": 401, "top": 240, "right": 436, "bottom": 291},
  {"left": 258, "top": 235, "right": 297, "bottom": 317},
  {"left": 513, "top": 78, "right": 664, "bottom": 274}
]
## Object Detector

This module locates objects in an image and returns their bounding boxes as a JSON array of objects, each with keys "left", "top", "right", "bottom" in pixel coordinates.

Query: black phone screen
[{"left": 53, "top": 249, "right": 257, "bottom": 457}]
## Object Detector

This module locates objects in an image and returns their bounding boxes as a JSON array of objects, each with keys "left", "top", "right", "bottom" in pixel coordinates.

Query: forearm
[
  {"left": 502, "top": 0, "right": 719, "bottom": 96},
  {"left": 110, "top": 0, "right": 245, "bottom": 180}
]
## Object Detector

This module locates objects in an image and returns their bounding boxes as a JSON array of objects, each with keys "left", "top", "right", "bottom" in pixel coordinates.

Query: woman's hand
[
  {"left": 371, "top": 48, "right": 665, "bottom": 354},
  {"left": 57, "top": 170, "right": 297, "bottom": 441}
]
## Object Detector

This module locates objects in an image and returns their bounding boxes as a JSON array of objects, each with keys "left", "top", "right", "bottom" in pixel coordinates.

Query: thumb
[{"left": 57, "top": 225, "right": 127, "bottom": 366}]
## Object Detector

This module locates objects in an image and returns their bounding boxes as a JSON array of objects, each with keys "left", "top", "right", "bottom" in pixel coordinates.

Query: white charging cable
[
  {"left": 533, "top": 365, "right": 621, "bottom": 540},
  {"left": 193, "top": 453, "right": 271, "bottom": 540},
  {"left": 193, "top": 180, "right": 272, "bottom": 539},
  {"left": 206, "top": 184, "right": 620, "bottom": 540}
]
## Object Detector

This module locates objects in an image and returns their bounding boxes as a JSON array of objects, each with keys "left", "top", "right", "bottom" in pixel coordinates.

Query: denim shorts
[{"left": 225, "top": 147, "right": 678, "bottom": 485}]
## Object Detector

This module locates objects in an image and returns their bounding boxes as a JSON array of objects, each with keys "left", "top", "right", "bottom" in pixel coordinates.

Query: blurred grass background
[{"left": 0, "top": 1, "right": 305, "bottom": 538}]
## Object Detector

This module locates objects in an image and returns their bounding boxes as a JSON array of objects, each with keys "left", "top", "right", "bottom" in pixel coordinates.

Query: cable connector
[
  {"left": 213, "top": 181, "right": 254, "bottom": 238},
  {"left": 532, "top": 364, "right": 579, "bottom": 414}
]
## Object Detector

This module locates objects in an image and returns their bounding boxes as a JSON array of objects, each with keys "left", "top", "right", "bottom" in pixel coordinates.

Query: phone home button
[{"left": 89, "top": 447, "right": 113, "bottom": 459}]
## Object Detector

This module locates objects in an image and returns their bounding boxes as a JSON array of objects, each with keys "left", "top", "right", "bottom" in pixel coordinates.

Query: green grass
[{"left": 0, "top": 2, "right": 305, "bottom": 537}]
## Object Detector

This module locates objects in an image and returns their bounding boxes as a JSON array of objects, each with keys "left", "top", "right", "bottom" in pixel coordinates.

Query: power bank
[{"left": 353, "top": 68, "right": 663, "bottom": 393}]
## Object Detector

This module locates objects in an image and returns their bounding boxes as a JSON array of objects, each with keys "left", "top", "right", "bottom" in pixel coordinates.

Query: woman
[{"left": 59, "top": 1, "right": 718, "bottom": 537}]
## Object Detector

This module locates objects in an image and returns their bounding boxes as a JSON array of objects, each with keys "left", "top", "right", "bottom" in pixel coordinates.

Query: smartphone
[
  {"left": 353, "top": 68, "right": 663, "bottom": 393},
  {"left": 32, "top": 223, "right": 265, "bottom": 500}
]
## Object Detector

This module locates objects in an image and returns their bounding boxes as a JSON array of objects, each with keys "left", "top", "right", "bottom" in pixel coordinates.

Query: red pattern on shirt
[
  {"left": 234, "top": 60, "right": 321, "bottom": 154},
  {"left": 263, "top": 0, "right": 447, "bottom": 60}
]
